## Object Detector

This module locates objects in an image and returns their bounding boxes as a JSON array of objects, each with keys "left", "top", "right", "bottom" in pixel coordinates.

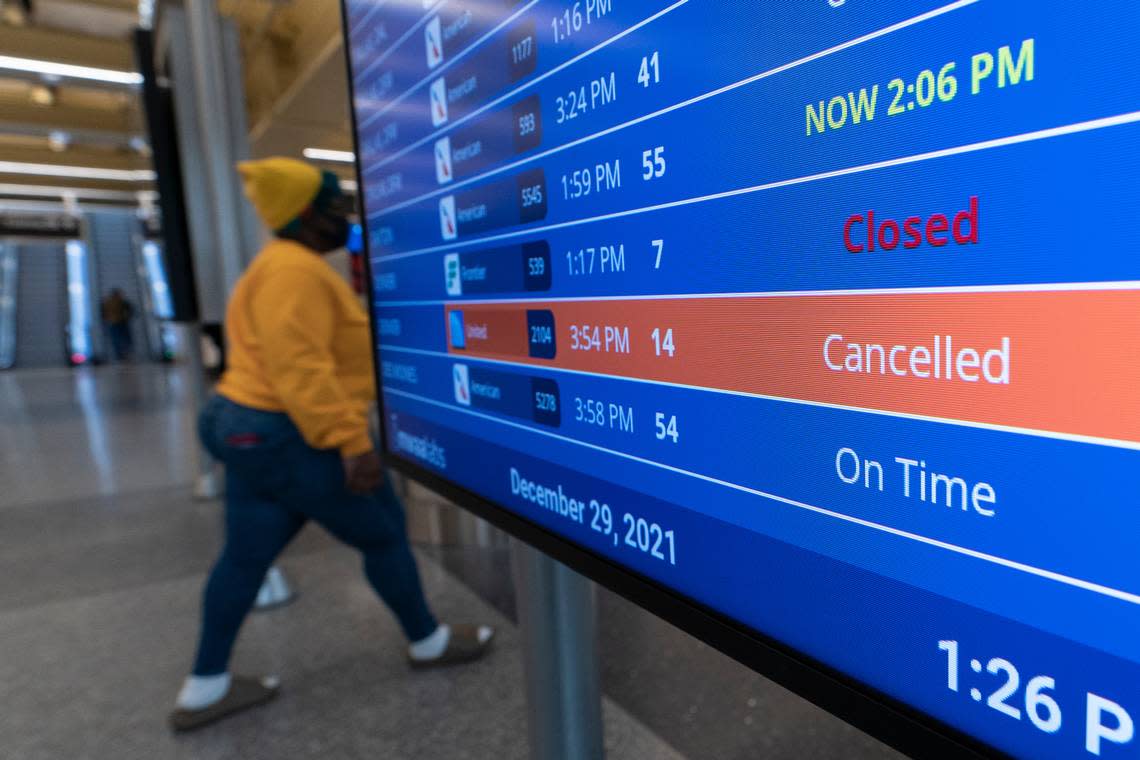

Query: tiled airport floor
[
  {"left": 422, "top": 540, "right": 906, "bottom": 760},
  {"left": 0, "top": 365, "right": 200, "bottom": 509},
  {"left": 0, "top": 365, "right": 902, "bottom": 759}
]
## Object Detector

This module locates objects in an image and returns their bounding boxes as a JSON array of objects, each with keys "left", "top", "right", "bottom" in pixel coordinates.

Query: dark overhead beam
[
  {"left": 0, "top": 143, "right": 147, "bottom": 170},
  {"left": 0, "top": 99, "right": 137, "bottom": 135},
  {"left": 0, "top": 24, "right": 136, "bottom": 72},
  {"left": 36, "top": 0, "right": 138, "bottom": 14}
]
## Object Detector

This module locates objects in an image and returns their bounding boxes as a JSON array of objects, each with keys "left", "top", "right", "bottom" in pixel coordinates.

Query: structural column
[
  {"left": 511, "top": 540, "right": 605, "bottom": 760},
  {"left": 184, "top": 0, "right": 248, "bottom": 295}
]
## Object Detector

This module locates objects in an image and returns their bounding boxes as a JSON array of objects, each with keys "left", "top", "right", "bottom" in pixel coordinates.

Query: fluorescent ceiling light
[
  {"left": 0, "top": 55, "right": 143, "bottom": 85},
  {"left": 138, "top": 0, "right": 156, "bottom": 29},
  {"left": 0, "top": 199, "right": 83, "bottom": 213},
  {"left": 303, "top": 148, "right": 355, "bottom": 163},
  {"left": 48, "top": 131, "right": 70, "bottom": 152},
  {"left": 29, "top": 84, "right": 56, "bottom": 106},
  {"left": 0, "top": 162, "right": 155, "bottom": 181}
]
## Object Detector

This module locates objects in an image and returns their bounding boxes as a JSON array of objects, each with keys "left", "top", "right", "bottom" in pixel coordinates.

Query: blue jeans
[
  {"left": 108, "top": 323, "right": 132, "bottom": 361},
  {"left": 192, "top": 395, "right": 438, "bottom": 676}
]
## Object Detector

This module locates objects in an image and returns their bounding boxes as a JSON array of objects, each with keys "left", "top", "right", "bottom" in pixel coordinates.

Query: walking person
[
  {"left": 101, "top": 288, "right": 135, "bottom": 361},
  {"left": 170, "top": 158, "right": 494, "bottom": 731}
]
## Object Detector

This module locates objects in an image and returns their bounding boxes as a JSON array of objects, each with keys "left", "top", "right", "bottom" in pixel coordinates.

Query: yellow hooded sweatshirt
[{"left": 216, "top": 158, "right": 374, "bottom": 457}]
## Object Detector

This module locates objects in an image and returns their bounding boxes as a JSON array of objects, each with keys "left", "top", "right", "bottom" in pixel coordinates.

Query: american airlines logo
[
  {"left": 439, "top": 195, "right": 457, "bottom": 241},
  {"left": 434, "top": 136, "right": 453, "bottom": 185},
  {"left": 452, "top": 364, "right": 471, "bottom": 406},
  {"left": 429, "top": 78, "right": 448, "bottom": 126},
  {"left": 424, "top": 17, "right": 444, "bottom": 68}
]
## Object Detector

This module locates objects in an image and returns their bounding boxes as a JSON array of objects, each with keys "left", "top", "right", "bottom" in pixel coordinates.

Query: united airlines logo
[
  {"left": 429, "top": 77, "right": 448, "bottom": 126},
  {"left": 424, "top": 17, "right": 444, "bottom": 68},
  {"left": 434, "top": 136, "right": 453, "bottom": 185},
  {"left": 449, "top": 310, "right": 466, "bottom": 349}
]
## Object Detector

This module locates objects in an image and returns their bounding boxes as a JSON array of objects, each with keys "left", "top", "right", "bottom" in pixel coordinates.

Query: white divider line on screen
[
  {"left": 355, "top": 0, "right": 452, "bottom": 83},
  {"left": 375, "top": 343, "right": 1140, "bottom": 453},
  {"left": 383, "top": 386, "right": 1140, "bottom": 607},
  {"left": 362, "top": 0, "right": 541, "bottom": 127},
  {"left": 348, "top": 0, "right": 392, "bottom": 40},
  {"left": 375, "top": 108, "right": 1140, "bottom": 263},
  {"left": 374, "top": 280, "right": 1140, "bottom": 307},
  {"left": 370, "top": 0, "right": 980, "bottom": 216},
  {"left": 361, "top": 0, "right": 692, "bottom": 164}
]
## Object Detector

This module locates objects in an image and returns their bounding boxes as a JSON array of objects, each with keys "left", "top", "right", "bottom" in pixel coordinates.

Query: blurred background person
[
  {"left": 101, "top": 288, "right": 135, "bottom": 361},
  {"left": 170, "top": 158, "right": 494, "bottom": 732}
]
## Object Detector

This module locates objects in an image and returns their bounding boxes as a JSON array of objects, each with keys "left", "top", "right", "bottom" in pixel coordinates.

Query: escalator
[{"left": 13, "top": 242, "right": 68, "bottom": 368}]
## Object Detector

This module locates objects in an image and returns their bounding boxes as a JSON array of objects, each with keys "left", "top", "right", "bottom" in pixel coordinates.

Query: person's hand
[{"left": 343, "top": 449, "right": 383, "bottom": 494}]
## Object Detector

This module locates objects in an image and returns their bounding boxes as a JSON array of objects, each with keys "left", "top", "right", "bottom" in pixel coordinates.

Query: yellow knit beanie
[{"left": 236, "top": 157, "right": 323, "bottom": 231}]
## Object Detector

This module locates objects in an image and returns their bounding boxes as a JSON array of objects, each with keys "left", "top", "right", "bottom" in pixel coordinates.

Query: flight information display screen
[{"left": 341, "top": 2, "right": 1140, "bottom": 756}]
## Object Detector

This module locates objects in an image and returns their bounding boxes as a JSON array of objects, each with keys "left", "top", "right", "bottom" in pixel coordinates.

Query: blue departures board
[{"left": 342, "top": 1, "right": 1140, "bottom": 757}]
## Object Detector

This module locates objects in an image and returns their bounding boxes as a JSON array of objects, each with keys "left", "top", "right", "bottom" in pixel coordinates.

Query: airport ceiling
[{"left": 0, "top": 0, "right": 353, "bottom": 216}]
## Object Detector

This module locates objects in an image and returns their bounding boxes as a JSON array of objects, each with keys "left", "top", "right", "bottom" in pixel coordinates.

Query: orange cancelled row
[{"left": 444, "top": 290, "right": 1140, "bottom": 444}]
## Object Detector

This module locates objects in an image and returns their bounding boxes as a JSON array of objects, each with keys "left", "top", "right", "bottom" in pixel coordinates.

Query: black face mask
[
  {"left": 311, "top": 210, "right": 350, "bottom": 253},
  {"left": 325, "top": 213, "right": 351, "bottom": 251}
]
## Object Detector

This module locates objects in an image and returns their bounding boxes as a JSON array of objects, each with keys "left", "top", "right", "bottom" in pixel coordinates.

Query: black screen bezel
[{"left": 337, "top": 4, "right": 1010, "bottom": 757}]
